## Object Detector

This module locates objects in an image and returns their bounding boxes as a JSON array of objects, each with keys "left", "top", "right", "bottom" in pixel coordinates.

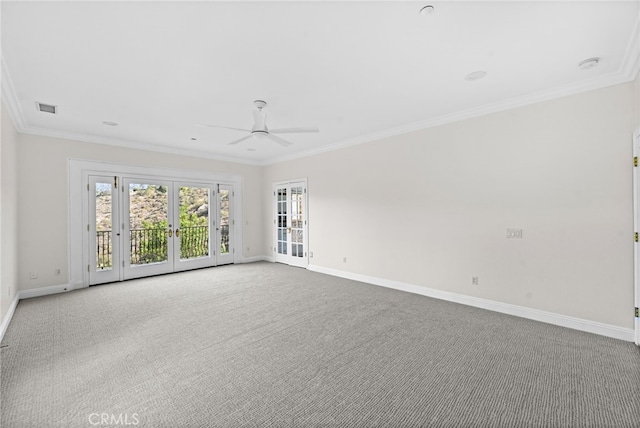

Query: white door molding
[{"left": 634, "top": 128, "right": 640, "bottom": 346}]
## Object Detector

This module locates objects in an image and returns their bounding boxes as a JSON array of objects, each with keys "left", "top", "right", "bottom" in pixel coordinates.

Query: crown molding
[
  {"left": 0, "top": 55, "right": 26, "bottom": 131},
  {"left": 266, "top": 71, "right": 637, "bottom": 165},
  {"left": 21, "top": 126, "right": 264, "bottom": 166},
  {"left": 620, "top": 6, "right": 640, "bottom": 80}
]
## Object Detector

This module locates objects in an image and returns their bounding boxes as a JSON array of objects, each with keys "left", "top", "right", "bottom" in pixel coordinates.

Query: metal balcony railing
[
  {"left": 179, "top": 226, "right": 210, "bottom": 260},
  {"left": 97, "top": 231, "right": 112, "bottom": 270},
  {"left": 130, "top": 228, "right": 168, "bottom": 264},
  {"left": 96, "top": 225, "right": 227, "bottom": 268}
]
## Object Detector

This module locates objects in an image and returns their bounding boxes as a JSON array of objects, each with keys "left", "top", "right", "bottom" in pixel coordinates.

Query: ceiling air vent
[{"left": 36, "top": 102, "right": 57, "bottom": 114}]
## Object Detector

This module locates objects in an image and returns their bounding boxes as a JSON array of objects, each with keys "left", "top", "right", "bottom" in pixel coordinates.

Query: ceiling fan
[{"left": 198, "top": 100, "right": 319, "bottom": 147}]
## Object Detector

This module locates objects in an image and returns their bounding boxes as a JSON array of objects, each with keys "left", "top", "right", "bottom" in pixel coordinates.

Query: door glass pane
[
  {"left": 277, "top": 188, "right": 287, "bottom": 255},
  {"left": 95, "top": 182, "right": 113, "bottom": 270},
  {"left": 291, "top": 186, "right": 304, "bottom": 257},
  {"left": 219, "top": 189, "right": 230, "bottom": 254},
  {"left": 129, "top": 183, "right": 168, "bottom": 265},
  {"left": 179, "top": 186, "right": 209, "bottom": 260}
]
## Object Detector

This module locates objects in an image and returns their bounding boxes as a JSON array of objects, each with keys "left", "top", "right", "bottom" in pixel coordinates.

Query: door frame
[
  {"left": 273, "top": 178, "right": 308, "bottom": 268},
  {"left": 70, "top": 159, "right": 243, "bottom": 289},
  {"left": 634, "top": 128, "right": 640, "bottom": 346}
]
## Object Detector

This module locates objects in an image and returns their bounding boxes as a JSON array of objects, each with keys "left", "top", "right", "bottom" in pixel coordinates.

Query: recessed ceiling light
[
  {"left": 419, "top": 5, "right": 435, "bottom": 15},
  {"left": 102, "top": 121, "right": 119, "bottom": 127},
  {"left": 578, "top": 57, "right": 600, "bottom": 70},
  {"left": 465, "top": 71, "right": 487, "bottom": 81}
]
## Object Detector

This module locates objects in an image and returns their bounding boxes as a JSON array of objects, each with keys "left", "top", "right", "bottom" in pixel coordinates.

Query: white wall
[
  {"left": 263, "top": 80, "right": 637, "bottom": 329},
  {"left": 1, "top": 102, "right": 19, "bottom": 321},
  {"left": 16, "top": 134, "right": 263, "bottom": 292}
]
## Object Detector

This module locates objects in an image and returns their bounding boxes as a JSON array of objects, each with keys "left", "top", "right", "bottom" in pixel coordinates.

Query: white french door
[
  {"left": 123, "top": 178, "right": 174, "bottom": 280},
  {"left": 173, "top": 182, "right": 214, "bottom": 273},
  {"left": 274, "top": 180, "right": 308, "bottom": 268},
  {"left": 89, "top": 175, "right": 234, "bottom": 285},
  {"left": 89, "top": 175, "right": 121, "bottom": 285}
]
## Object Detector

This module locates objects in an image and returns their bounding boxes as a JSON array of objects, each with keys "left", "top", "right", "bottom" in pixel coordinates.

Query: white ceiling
[{"left": 2, "top": 1, "right": 639, "bottom": 165}]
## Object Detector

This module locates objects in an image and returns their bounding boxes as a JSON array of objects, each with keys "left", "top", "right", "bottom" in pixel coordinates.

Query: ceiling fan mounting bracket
[{"left": 253, "top": 100, "right": 267, "bottom": 110}]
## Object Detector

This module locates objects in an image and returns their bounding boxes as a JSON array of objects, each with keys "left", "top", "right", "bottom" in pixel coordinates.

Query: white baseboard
[
  {"left": 0, "top": 296, "right": 20, "bottom": 344},
  {"left": 308, "top": 265, "right": 635, "bottom": 342},
  {"left": 19, "top": 283, "right": 71, "bottom": 300},
  {"left": 237, "top": 256, "right": 271, "bottom": 264},
  {"left": 0, "top": 283, "right": 71, "bottom": 343},
  {"left": 3, "top": 268, "right": 633, "bottom": 344}
]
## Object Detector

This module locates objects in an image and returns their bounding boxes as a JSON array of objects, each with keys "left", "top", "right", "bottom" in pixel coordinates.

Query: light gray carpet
[{"left": 1, "top": 262, "right": 639, "bottom": 427}]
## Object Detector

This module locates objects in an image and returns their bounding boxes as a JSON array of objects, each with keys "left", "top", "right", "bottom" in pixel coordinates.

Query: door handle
[
  {"left": 168, "top": 228, "right": 173, "bottom": 238},
  {"left": 287, "top": 227, "right": 291, "bottom": 233},
  {"left": 175, "top": 228, "right": 180, "bottom": 238}
]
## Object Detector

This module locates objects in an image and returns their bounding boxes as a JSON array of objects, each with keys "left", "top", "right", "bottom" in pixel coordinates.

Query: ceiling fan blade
[
  {"left": 269, "top": 127, "right": 319, "bottom": 134},
  {"left": 196, "top": 124, "right": 251, "bottom": 133},
  {"left": 227, "top": 135, "right": 253, "bottom": 145},
  {"left": 266, "top": 134, "right": 294, "bottom": 147}
]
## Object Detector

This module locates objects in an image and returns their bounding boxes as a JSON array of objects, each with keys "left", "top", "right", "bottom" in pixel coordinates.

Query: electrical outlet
[
  {"left": 55, "top": 268, "right": 61, "bottom": 276},
  {"left": 309, "top": 251, "right": 314, "bottom": 258},
  {"left": 29, "top": 272, "right": 38, "bottom": 280},
  {"left": 472, "top": 276, "right": 479, "bottom": 285},
  {"left": 343, "top": 257, "right": 347, "bottom": 263}
]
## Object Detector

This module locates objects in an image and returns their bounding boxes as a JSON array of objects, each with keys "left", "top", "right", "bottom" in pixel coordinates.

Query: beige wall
[
  {"left": 16, "top": 134, "right": 263, "bottom": 291},
  {"left": 1, "top": 102, "right": 19, "bottom": 321},
  {"left": 263, "top": 80, "right": 637, "bottom": 329}
]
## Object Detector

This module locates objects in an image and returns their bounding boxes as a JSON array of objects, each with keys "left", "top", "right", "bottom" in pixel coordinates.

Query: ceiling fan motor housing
[{"left": 252, "top": 130, "right": 269, "bottom": 139}]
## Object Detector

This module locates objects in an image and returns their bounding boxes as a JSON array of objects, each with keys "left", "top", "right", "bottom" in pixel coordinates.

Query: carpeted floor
[{"left": 1, "top": 262, "right": 639, "bottom": 427}]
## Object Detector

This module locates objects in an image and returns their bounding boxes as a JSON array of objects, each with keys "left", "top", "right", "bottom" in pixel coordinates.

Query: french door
[
  {"left": 89, "top": 176, "right": 121, "bottom": 285},
  {"left": 123, "top": 178, "right": 174, "bottom": 280},
  {"left": 274, "top": 181, "right": 308, "bottom": 268},
  {"left": 216, "top": 184, "right": 234, "bottom": 266},
  {"left": 89, "top": 176, "right": 234, "bottom": 285}
]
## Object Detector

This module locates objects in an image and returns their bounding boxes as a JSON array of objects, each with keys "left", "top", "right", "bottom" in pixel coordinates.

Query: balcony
[{"left": 96, "top": 225, "right": 228, "bottom": 269}]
